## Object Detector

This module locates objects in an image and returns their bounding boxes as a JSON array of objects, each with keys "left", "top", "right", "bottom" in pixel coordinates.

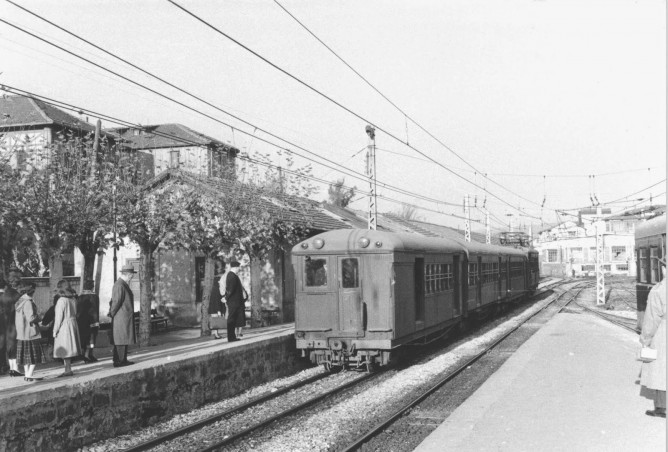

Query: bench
[{"left": 133, "top": 316, "right": 169, "bottom": 333}]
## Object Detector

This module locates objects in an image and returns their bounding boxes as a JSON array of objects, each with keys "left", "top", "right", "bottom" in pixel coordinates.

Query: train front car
[
  {"left": 292, "top": 229, "right": 467, "bottom": 371},
  {"left": 635, "top": 213, "right": 666, "bottom": 330}
]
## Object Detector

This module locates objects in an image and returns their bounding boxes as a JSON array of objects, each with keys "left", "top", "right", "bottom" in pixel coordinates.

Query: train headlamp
[
  {"left": 359, "top": 238, "right": 370, "bottom": 248},
  {"left": 375, "top": 241, "right": 383, "bottom": 248},
  {"left": 313, "top": 238, "right": 325, "bottom": 249},
  {"left": 300, "top": 242, "right": 308, "bottom": 249}
]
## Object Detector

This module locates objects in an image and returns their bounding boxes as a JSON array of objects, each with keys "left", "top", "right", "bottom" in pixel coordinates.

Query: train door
[
  {"left": 497, "top": 257, "right": 503, "bottom": 301},
  {"left": 338, "top": 256, "right": 363, "bottom": 334},
  {"left": 414, "top": 258, "right": 425, "bottom": 323},
  {"left": 476, "top": 256, "right": 482, "bottom": 305},
  {"left": 453, "top": 255, "right": 461, "bottom": 316}
]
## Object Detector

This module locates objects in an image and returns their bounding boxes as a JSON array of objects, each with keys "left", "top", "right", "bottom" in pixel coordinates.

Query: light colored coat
[
  {"left": 110, "top": 278, "right": 136, "bottom": 346},
  {"left": 640, "top": 279, "right": 666, "bottom": 391},
  {"left": 14, "top": 294, "right": 41, "bottom": 341},
  {"left": 53, "top": 296, "right": 82, "bottom": 358}
]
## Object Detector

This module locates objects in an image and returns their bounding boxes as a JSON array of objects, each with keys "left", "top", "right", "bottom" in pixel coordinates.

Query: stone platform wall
[{"left": 0, "top": 333, "right": 309, "bottom": 451}]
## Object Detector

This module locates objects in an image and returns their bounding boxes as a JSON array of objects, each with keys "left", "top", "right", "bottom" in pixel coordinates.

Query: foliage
[
  {"left": 396, "top": 204, "right": 422, "bottom": 221},
  {"left": 327, "top": 178, "right": 355, "bottom": 208}
]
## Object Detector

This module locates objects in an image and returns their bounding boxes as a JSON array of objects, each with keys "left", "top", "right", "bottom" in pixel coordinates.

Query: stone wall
[{"left": 0, "top": 332, "right": 309, "bottom": 452}]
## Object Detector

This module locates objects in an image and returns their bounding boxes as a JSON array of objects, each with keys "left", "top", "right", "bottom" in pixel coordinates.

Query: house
[
  {"left": 534, "top": 205, "right": 665, "bottom": 278},
  {"left": 109, "top": 123, "right": 238, "bottom": 179}
]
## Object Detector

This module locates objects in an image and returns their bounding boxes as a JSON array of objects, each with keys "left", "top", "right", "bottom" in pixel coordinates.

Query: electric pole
[{"left": 365, "top": 125, "right": 377, "bottom": 230}]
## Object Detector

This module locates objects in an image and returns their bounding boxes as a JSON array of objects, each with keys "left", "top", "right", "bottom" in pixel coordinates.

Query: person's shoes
[
  {"left": 24, "top": 376, "right": 43, "bottom": 382},
  {"left": 82, "top": 356, "right": 92, "bottom": 363},
  {"left": 228, "top": 338, "right": 240, "bottom": 342},
  {"left": 9, "top": 370, "right": 24, "bottom": 377},
  {"left": 646, "top": 409, "right": 666, "bottom": 418},
  {"left": 88, "top": 355, "right": 98, "bottom": 363},
  {"left": 213, "top": 335, "right": 222, "bottom": 340},
  {"left": 57, "top": 371, "right": 74, "bottom": 378},
  {"left": 114, "top": 361, "right": 135, "bottom": 368}
]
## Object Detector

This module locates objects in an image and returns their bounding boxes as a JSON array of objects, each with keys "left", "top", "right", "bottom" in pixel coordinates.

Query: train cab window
[
  {"left": 305, "top": 257, "right": 328, "bottom": 287},
  {"left": 341, "top": 258, "right": 359, "bottom": 288}
]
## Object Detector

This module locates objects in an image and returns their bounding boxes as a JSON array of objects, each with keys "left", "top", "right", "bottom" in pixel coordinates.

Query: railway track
[
  {"left": 339, "top": 281, "right": 591, "bottom": 452},
  {"left": 117, "top": 279, "right": 573, "bottom": 452}
]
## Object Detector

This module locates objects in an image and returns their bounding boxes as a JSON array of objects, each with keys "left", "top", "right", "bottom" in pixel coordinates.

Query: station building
[{"left": 534, "top": 206, "right": 665, "bottom": 278}]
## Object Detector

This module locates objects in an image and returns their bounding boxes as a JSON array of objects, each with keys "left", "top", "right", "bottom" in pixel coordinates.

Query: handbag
[
  {"left": 638, "top": 346, "right": 657, "bottom": 363},
  {"left": 209, "top": 314, "right": 226, "bottom": 329}
]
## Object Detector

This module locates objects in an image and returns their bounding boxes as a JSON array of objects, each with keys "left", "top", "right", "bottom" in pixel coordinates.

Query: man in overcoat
[
  {"left": 224, "top": 261, "right": 245, "bottom": 342},
  {"left": 0, "top": 266, "right": 23, "bottom": 376},
  {"left": 109, "top": 264, "right": 137, "bottom": 367}
]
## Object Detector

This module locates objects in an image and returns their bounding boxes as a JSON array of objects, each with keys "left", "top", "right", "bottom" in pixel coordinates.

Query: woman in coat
[
  {"left": 53, "top": 287, "right": 81, "bottom": 377},
  {"left": 14, "top": 282, "right": 47, "bottom": 381},
  {"left": 640, "top": 258, "right": 666, "bottom": 418}
]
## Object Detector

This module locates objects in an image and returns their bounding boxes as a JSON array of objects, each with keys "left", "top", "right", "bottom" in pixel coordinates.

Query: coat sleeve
[
  {"left": 110, "top": 282, "right": 125, "bottom": 317},
  {"left": 53, "top": 299, "right": 64, "bottom": 337},
  {"left": 225, "top": 272, "right": 238, "bottom": 299},
  {"left": 641, "top": 284, "right": 665, "bottom": 346}
]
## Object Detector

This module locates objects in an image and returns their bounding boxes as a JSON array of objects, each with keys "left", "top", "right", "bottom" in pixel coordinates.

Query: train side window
[
  {"left": 468, "top": 263, "right": 478, "bottom": 286},
  {"left": 341, "top": 258, "right": 359, "bottom": 288},
  {"left": 650, "top": 247, "right": 659, "bottom": 283},
  {"left": 639, "top": 248, "right": 648, "bottom": 283},
  {"left": 305, "top": 257, "right": 328, "bottom": 287}
]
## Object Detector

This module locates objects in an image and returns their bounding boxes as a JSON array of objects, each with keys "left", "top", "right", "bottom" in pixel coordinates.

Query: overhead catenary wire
[
  {"left": 165, "top": 0, "right": 543, "bottom": 220},
  {"left": 0, "top": 19, "right": 462, "bottom": 209},
  {"left": 1, "top": 85, "right": 486, "bottom": 226}
]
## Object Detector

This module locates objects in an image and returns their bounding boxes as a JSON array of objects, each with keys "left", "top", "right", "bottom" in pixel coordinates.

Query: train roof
[
  {"left": 635, "top": 214, "right": 667, "bottom": 240},
  {"left": 292, "top": 229, "right": 528, "bottom": 257}
]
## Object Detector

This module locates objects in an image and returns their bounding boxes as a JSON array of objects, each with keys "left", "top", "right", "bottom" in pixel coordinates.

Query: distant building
[
  {"left": 534, "top": 205, "right": 665, "bottom": 278},
  {"left": 109, "top": 123, "right": 239, "bottom": 179}
]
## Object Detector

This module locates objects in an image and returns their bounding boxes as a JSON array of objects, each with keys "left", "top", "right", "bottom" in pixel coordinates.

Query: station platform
[
  {"left": 0, "top": 323, "right": 301, "bottom": 452},
  {"left": 414, "top": 312, "right": 666, "bottom": 452}
]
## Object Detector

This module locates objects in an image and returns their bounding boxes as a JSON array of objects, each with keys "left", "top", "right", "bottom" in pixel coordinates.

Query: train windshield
[
  {"left": 341, "top": 258, "right": 359, "bottom": 288},
  {"left": 305, "top": 257, "right": 328, "bottom": 287}
]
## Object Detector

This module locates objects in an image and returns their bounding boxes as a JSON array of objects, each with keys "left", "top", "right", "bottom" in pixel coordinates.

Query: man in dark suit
[
  {"left": 224, "top": 261, "right": 246, "bottom": 343},
  {"left": 108, "top": 264, "right": 137, "bottom": 367}
]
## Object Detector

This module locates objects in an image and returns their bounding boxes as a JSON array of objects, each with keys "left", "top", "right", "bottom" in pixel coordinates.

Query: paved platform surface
[
  {"left": 0, "top": 323, "right": 293, "bottom": 397},
  {"left": 414, "top": 312, "right": 666, "bottom": 452}
]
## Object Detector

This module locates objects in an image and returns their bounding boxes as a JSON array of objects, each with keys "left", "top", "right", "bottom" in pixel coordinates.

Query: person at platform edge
[
  {"left": 223, "top": 261, "right": 246, "bottom": 343},
  {"left": 108, "top": 264, "right": 137, "bottom": 367},
  {"left": 1, "top": 266, "right": 23, "bottom": 377},
  {"left": 208, "top": 260, "right": 226, "bottom": 340},
  {"left": 77, "top": 280, "right": 100, "bottom": 362},
  {"left": 15, "top": 282, "right": 47, "bottom": 381},
  {"left": 53, "top": 285, "right": 81, "bottom": 377},
  {"left": 639, "top": 256, "right": 666, "bottom": 418}
]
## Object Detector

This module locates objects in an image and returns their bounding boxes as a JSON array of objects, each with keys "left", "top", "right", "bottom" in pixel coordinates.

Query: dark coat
[
  {"left": 224, "top": 271, "right": 246, "bottom": 327},
  {"left": 110, "top": 278, "right": 136, "bottom": 346},
  {"left": 77, "top": 291, "right": 99, "bottom": 347},
  {"left": 208, "top": 275, "right": 225, "bottom": 315},
  {"left": 0, "top": 286, "right": 20, "bottom": 359}
]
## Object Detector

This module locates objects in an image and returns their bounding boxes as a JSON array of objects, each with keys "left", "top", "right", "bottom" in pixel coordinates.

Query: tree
[
  {"left": 396, "top": 204, "right": 422, "bottom": 221},
  {"left": 327, "top": 178, "right": 355, "bottom": 208}
]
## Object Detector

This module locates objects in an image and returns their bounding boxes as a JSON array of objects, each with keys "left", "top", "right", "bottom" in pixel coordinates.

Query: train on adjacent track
[
  {"left": 292, "top": 229, "right": 540, "bottom": 371},
  {"left": 635, "top": 213, "right": 666, "bottom": 329}
]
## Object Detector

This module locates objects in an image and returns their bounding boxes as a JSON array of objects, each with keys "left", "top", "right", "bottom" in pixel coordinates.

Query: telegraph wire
[
  {"left": 0, "top": 19, "right": 461, "bottom": 209},
  {"left": 0, "top": 85, "right": 480, "bottom": 224},
  {"left": 272, "top": 0, "right": 544, "bottom": 210},
  {"left": 166, "top": 0, "right": 543, "bottom": 220}
]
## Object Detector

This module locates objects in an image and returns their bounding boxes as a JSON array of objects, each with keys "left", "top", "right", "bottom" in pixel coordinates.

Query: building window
[
  {"left": 425, "top": 263, "right": 453, "bottom": 293},
  {"left": 547, "top": 250, "right": 558, "bottom": 263},
  {"left": 570, "top": 247, "right": 583, "bottom": 261},
  {"left": 582, "top": 264, "right": 595, "bottom": 272},
  {"left": 170, "top": 150, "right": 180, "bottom": 168},
  {"left": 611, "top": 246, "right": 627, "bottom": 261},
  {"left": 616, "top": 264, "right": 628, "bottom": 271},
  {"left": 602, "top": 264, "right": 611, "bottom": 271}
]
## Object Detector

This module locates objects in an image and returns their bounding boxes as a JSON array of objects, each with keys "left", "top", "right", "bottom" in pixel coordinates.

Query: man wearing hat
[
  {"left": 223, "top": 261, "right": 247, "bottom": 343},
  {"left": 108, "top": 263, "right": 137, "bottom": 367}
]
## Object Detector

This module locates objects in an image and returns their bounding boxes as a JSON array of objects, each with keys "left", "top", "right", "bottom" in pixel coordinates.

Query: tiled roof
[
  {"left": 147, "top": 170, "right": 350, "bottom": 232},
  {"left": 0, "top": 95, "right": 98, "bottom": 133},
  {"left": 109, "top": 123, "right": 239, "bottom": 154}
]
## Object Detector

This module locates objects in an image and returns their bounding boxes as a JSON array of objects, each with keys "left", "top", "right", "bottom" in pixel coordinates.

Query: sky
[{"left": 0, "top": 0, "right": 665, "bottom": 234}]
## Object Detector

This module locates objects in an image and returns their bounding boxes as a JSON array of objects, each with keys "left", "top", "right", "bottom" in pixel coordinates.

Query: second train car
[{"left": 292, "top": 229, "right": 539, "bottom": 371}]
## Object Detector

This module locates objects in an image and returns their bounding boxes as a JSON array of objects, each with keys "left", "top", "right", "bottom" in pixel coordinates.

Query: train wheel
[{"left": 365, "top": 360, "right": 376, "bottom": 373}]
